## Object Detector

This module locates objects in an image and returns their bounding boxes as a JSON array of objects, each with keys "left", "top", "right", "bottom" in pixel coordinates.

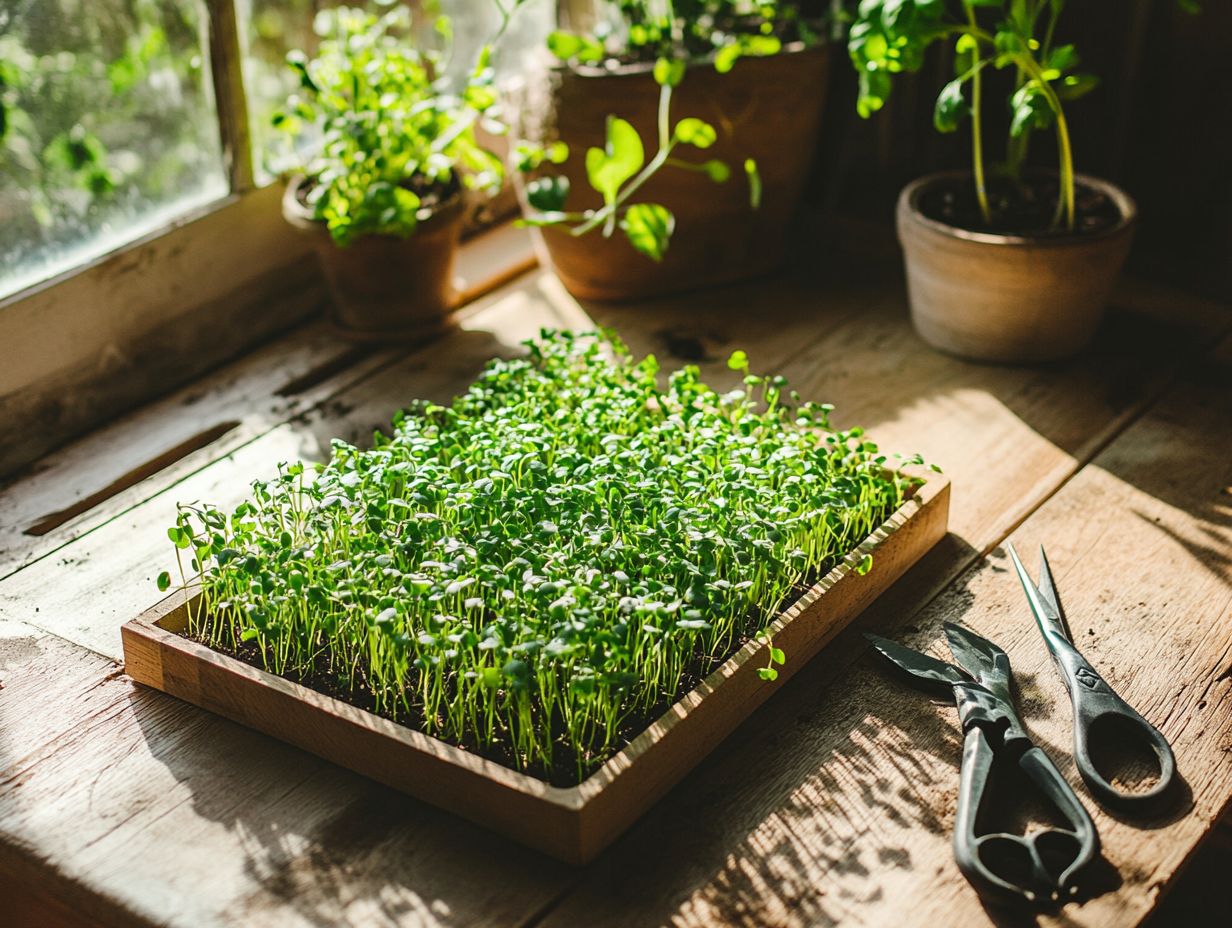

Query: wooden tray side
[
  {"left": 122, "top": 595, "right": 587, "bottom": 859},
  {"left": 121, "top": 474, "right": 950, "bottom": 864}
]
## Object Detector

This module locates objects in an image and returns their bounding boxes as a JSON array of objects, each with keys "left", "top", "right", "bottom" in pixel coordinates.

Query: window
[
  {"left": 0, "top": 0, "right": 227, "bottom": 299},
  {"left": 0, "top": 0, "right": 550, "bottom": 301}
]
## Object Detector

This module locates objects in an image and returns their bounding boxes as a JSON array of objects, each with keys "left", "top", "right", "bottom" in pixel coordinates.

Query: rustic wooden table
[{"left": 1, "top": 233, "right": 1229, "bottom": 927}]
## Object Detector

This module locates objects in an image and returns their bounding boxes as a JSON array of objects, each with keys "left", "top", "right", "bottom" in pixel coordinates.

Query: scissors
[
  {"left": 1007, "top": 543, "right": 1177, "bottom": 814},
  {"left": 867, "top": 624, "right": 1099, "bottom": 906}
]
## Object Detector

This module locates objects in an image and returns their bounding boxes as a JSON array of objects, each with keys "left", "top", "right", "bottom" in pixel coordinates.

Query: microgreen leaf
[{"left": 674, "top": 118, "right": 716, "bottom": 149}]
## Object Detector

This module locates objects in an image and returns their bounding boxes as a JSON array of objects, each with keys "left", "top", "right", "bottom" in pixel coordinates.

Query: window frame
[{"left": 0, "top": 1, "right": 323, "bottom": 478}]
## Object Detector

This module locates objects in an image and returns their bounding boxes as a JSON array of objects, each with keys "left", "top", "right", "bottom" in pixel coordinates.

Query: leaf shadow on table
[{"left": 125, "top": 688, "right": 572, "bottom": 927}]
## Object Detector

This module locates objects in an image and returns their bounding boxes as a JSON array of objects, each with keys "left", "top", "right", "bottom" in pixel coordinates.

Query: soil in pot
[
  {"left": 917, "top": 173, "right": 1124, "bottom": 237},
  {"left": 897, "top": 170, "right": 1137, "bottom": 364},
  {"left": 284, "top": 175, "right": 465, "bottom": 343},
  {"left": 516, "top": 43, "right": 830, "bottom": 302}
]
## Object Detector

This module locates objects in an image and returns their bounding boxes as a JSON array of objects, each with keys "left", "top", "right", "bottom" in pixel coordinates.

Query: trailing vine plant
[{"left": 508, "top": 0, "right": 816, "bottom": 261}]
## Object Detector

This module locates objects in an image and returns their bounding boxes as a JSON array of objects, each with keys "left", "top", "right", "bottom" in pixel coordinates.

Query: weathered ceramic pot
[
  {"left": 282, "top": 176, "right": 465, "bottom": 342},
  {"left": 896, "top": 171, "right": 1137, "bottom": 363},
  {"left": 517, "top": 43, "right": 830, "bottom": 302}
]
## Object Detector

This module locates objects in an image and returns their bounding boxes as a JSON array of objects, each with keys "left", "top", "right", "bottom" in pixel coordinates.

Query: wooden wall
[{"left": 806, "top": 0, "right": 1232, "bottom": 301}]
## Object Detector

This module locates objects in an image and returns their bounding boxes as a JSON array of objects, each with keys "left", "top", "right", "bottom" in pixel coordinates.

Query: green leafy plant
[
  {"left": 272, "top": 2, "right": 504, "bottom": 246},
  {"left": 515, "top": 59, "right": 761, "bottom": 261},
  {"left": 848, "top": 0, "right": 1106, "bottom": 230},
  {"left": 162, "top": 330, "right": 927, "bottom": 784},
  {"left": 0, "top": 0, "right": 215, "bottom": 266},
  {"left": 511, "top": 0, "right": 802, "bottom": 262}
]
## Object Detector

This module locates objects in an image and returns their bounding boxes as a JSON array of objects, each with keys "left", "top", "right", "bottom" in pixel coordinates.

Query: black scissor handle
[
  {"left": 954, "top": 727, "right": 1099, "bottom": 906},
  {"left": 1063, "top": 652, "right": 1177, "bottom": 813}
]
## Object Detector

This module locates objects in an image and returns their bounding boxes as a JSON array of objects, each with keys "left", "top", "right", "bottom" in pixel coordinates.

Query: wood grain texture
[
  {"left": 120, "top": 476, "right": 948, "bottom": 864},
  {"left": 533, "top": 335, "right": 1232, "bottom": 928},
  {"left": 0, "top": 255, "right": 1227, "bottom": 926}
]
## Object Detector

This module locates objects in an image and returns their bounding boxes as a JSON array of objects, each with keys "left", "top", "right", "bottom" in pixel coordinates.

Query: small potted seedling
[
  {"left": 275, "top": 4, "right": 503, "bottom": 342},
  {"left": 510, "top": 0, "right": 833, "bottom": 301},
  {"left": 848, "top": 0, "right": 1166, "bottom": 362}
]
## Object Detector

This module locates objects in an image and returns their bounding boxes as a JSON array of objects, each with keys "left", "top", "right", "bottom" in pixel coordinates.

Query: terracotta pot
[
  {"left": 516, "top": 43, "right": 830, "bottom": 302},
  {"left": 896, "top": 171, "right": 1137, "bottom": 363},
  {"left": 282, "top": 177, "right": 465, "bottom": 342}
]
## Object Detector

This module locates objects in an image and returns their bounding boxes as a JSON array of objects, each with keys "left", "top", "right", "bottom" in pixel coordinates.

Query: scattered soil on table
[
  {"left": 182, "top": 562, "right": 841, "bottom": 788},
  {"left": 916, "top": 174, "right": 1125, "bottom": 238}
]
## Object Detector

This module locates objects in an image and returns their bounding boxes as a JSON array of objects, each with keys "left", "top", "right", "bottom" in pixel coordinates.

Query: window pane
[
  {"left": 0, "top": 0, "right": 227, "bottom": 300},
  {"left": 239, "top": 0, "right": 552, "bottom": 184}
]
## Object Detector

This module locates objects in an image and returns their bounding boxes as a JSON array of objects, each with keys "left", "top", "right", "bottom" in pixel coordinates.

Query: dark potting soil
[
  {"left": 181, "top": 559, "right": 845, "bottom": 788},
  {"left": 917, "top": 174, "right": 1124, "bottom": 238}
]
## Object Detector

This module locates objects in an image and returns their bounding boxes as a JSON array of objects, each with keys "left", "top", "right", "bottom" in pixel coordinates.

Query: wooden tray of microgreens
[{"left": 123, "top": 331, "right": 949, "bottom": 864}]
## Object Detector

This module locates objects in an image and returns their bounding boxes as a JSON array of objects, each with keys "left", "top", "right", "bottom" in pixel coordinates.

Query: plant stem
[
  {"left": 963, "top": 5, "right": 992, "bottom": 224},
  {"left": 1016, "top": 53, "right": 1075, "bottom": 230},
  {"left": 569, "top": 84, "right": 677, "bottom": 238}
]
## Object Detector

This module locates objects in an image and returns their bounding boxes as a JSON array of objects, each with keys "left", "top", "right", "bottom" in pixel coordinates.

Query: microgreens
[
  {"left": 515, "top": 4, "right": 771, "bottom": 262},
  {"left": 515, "top": 60, "right": 761, "bottom": 262},
  {"left": 163, "top": 331, "right": 925, "bottom": 783}
]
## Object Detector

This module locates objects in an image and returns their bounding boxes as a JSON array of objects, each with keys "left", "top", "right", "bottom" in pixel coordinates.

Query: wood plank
[
  {"left": 535, "top": 335, "right": 1232, "bottom": 928},
  {"left": 0, "top": 263, "right": 1226, "bottom": 925},
  {"left": 0, "top": 185, "right": 325, "bottom": 481},
  {"left": 0, "top": 325, "right": 400, "bottom": 579}
]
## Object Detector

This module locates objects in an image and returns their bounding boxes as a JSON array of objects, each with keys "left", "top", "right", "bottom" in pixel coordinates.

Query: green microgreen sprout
[{"left": 163, "top": 330, "right": 927, "bottom": 784}]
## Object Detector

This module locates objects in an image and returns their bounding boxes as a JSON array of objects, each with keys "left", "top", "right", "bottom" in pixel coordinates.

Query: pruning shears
[
  {"left": 867, "top": 624, "right": 1099, "bottom": 907},
  {"left": 1007, "top": 543, "right": 1177, "bottom": 814}
]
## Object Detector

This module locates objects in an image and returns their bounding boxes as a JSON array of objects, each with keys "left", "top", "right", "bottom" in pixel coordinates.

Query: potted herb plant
[
  {"left": 849, "top": 0, "right": 1142, "bottom": 362},
  {"left": 275, "top": 5, "right": 503, "bottom": 342},
  {"left": 512, "top": 0, "right": 833, "bottom": 301}
]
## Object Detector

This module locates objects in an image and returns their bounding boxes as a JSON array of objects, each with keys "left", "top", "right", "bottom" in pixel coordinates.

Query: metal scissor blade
[
  {"left": 1035, "top": 546, "right": 1073, "bottom": 642},
  {"left": 864, "top": 633, "right": 968, "bottom": 692},
  {"left": 943, "top": 623, "right": 1014, "bottom": 702},
  {"left": 1006, "top": 542, "right": 1070, "bottom": 652}
]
